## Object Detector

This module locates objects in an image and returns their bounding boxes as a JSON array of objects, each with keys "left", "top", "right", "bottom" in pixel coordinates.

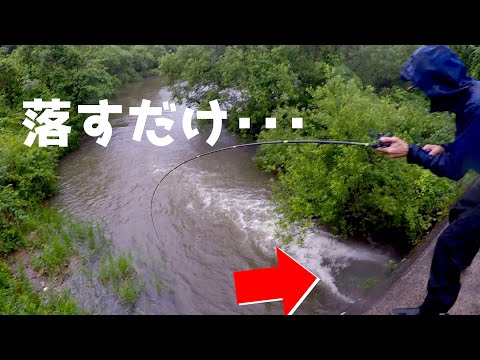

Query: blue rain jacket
[{"left": 400, "top": 45, "right": 480, "bottom": 180}]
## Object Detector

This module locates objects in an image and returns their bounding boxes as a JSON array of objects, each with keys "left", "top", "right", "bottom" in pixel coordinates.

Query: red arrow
[{"left": 233, "top": 247, "right": 319, "bottom": 315}]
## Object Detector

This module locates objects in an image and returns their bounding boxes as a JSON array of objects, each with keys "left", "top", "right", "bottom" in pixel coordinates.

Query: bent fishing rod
[
  {"left": 149, "top": 133, "right": 392, "bottom": 315},
  {"left": 150, "top": 133, "right": 392, "bottom": 242}
]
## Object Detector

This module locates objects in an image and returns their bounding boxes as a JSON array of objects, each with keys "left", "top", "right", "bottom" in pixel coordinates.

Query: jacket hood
[{"left": 400, "top": 45, "right": 473, "bottom": 112}]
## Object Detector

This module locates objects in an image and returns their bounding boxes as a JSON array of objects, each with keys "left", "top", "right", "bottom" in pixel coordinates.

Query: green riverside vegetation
[
  {"left": 0, "top": 45, "right": 165, "bottom": 313},
  {"left": 159, "top": 45, "right": 478, "bottom": 251}
]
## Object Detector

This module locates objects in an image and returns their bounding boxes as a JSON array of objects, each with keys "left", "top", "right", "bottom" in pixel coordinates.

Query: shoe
[{"left": 390, "top": 307, "right": 421, "bottom": 315}]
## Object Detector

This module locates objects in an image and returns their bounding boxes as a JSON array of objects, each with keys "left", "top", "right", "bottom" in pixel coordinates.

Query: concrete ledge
[{"left": 342, "top": 214, "right": 480, "bottom": 315}]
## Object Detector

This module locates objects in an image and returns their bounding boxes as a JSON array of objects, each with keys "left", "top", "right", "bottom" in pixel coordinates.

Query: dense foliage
[
  {"left": 159, "top": 45, "right": 476, "bottom": 250},
  {"left": 339, "top": 45, "right": 419, "bottom": 90},
  {"left": 159, "top": 45, "right": 343, "bottom": 138},
  {"left": 450, "top": 45, "right": 480, "bottom": 80},
  {"left": 255, "top": 74, "right": 465, "bottom": 249}
]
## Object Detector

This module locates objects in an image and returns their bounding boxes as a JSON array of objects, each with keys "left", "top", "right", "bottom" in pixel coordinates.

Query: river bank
[
  {"left": 344, "top": 200, "right": 480, "bottom": 315},
  {"left": 0, "top": 45, "right": 165, "bottom": 313}
]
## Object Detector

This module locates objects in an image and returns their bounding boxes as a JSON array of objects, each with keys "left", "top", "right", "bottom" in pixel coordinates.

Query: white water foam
[{"left": 180, "top": 169, "right": 390, "bottom": 303}]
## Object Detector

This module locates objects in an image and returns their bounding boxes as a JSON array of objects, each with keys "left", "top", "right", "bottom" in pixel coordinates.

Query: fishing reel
[{"left": 369, "top": 131, "right": 393, "bottom": 148}]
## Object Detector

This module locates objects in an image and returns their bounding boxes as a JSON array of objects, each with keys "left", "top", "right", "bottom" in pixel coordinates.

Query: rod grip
[{"left": 371, "top": 132, "right": 392, "bottom": 148}]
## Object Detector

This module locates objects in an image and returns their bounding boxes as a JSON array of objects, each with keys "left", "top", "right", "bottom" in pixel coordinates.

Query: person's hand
[
  {"left": 375, "top": 136, "right": 409, "bottom": 158},
  {"left": 422, "top": 144, "right": 445, "bottom": 156}
]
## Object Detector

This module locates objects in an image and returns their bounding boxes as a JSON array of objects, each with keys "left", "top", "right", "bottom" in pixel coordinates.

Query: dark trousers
[{"left": 419, "top": 179, "right": 480, "bottom": 314}]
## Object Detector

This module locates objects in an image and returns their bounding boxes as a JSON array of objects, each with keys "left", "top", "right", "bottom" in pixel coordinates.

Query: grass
[
  {"left": 0, "top": 261, "right": 79, "bottom": 314},
  {"left": 29, "top": 210, "right": 106, "bottom": 278},
  {"left": 99, "top": 253, "right": 143, "bottom": 306},
  {"left": 32, "top": 234, "right": 76, "bottom": 276},
  {"left": 363, "top": 277, "right": 380, "bottom": 290},
  {"left": 154, "top": 277, "right": 164, "bottom": 296},
  {"left": 1, "top": 206, "right": 143, "bottom": 314},
  {"left": 0, "top": 208, "right": 81, "bottom": 314}
]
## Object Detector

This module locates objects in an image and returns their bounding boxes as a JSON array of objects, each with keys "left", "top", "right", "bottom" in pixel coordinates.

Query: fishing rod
[{"left": 150, "top": 133, "right": 392, "bottom": 242}]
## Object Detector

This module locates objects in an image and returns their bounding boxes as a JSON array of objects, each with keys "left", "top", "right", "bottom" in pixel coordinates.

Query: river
[{"left": 51, "top": 76, "right": 396, "bottom": 315}]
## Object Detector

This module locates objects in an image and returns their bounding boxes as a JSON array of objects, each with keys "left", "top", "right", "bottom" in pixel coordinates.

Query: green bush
[
  {"left": 450, "top": 45, "right": 480, "bottom": 80},
  {"left": 255, "top": 73, "right": 462, "bottom": 249},
  {"left": 159, "top": 45, "right": 342, "bottom": 138},
  {"left": 0, "top": 185, "right": 25, "bottom": 254},
  {"left": 159, "top": 45, "right": 476, "bottom": 251},
  {"left": 340, "top": 45, "right": 420, "bottom": 90}
]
